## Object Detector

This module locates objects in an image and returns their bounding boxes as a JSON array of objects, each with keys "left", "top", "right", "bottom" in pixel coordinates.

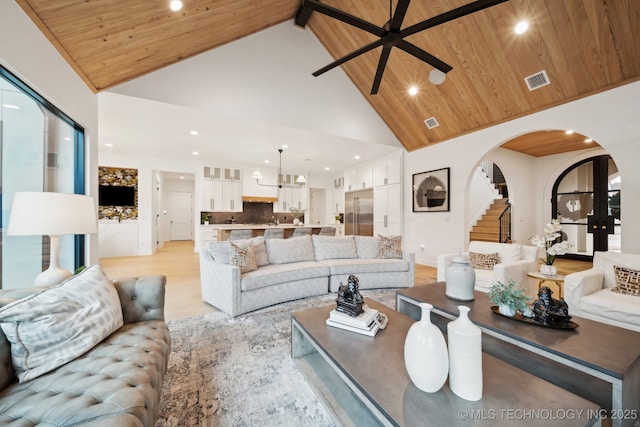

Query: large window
[{"left": 0, "top": 65, "right": 85, "bottom": 289}]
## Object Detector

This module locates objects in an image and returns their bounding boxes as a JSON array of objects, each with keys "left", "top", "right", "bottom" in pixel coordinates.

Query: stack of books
[{"left": 326, "top": 305, "right": 380, "bottom": 337}]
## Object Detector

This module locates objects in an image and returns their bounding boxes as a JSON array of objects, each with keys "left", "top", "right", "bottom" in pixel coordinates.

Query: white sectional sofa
[
  {"left": 199, "top": 234, "right": 415, "bottom": 316},
  {"left": 564, "top": 251, "right": 640, "bottom": 332},
  {"left": 437, "top": 241, "right": 538, "bottom": 294}
]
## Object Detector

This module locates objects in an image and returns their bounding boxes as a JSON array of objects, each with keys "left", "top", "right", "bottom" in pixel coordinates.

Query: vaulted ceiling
[{"left": 17, "top": 0, "right": 640, "bottom": 156}]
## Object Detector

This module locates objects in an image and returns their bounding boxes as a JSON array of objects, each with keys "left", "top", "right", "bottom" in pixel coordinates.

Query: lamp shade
[{"left": 7, "top": 192, "right": 98, "bottom": 236}]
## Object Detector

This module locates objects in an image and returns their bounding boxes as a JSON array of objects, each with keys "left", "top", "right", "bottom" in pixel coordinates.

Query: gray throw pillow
[
  {"left": 265, "top": 235, "right": 315, "bottom": 264},
  {"left": 0, "top": 265, "right": 123, "bottom": 383}
]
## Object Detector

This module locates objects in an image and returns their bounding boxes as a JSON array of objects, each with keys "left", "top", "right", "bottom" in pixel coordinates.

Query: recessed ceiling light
[
  {"left": 192, "top": 151, "right": 199, "bottom": 156},
  {"left": 429, "top": 69, "right": 446, "bottom": 85},
  {"left": 179, "top": 176, "right": 185, "bottom": 180},
  {"left": 354, "top": 155, "right": 360, "bottom": 160},
  {"left": 584, "top": 138, "right": 593, "bottom": 143},
  {"left": 281, "top": 144, "right": 288, "bottom": 149},
  {"left": 264, "top": 160, "right": 270, "bottom": 163},
  {"left": 565, "top": 129, "right": 574, "bottom": 135},
  {"left": 408, "top": 85, "right": 418, "bottom": 96},
  {"left": 324, "top": 167, "right": 330, "bottom": 171},
  {"left": 514, "top": 20, "right": 528, "bottom": 34},
  {"left": 169, "top": 0, "right": 183, "bottom": 12},
  {"left": 105, "top": 143, "right": 113, "bottom": 148},
  {"left": 190, "top": 130, "right": 198, "bottom": 136}
]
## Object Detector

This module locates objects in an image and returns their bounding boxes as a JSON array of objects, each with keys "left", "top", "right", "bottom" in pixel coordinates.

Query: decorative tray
[{"left": 490, "top": 306, "right": 579, "bottom": 330}]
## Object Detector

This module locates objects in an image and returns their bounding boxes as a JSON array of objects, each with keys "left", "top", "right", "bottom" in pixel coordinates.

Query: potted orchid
[{"left": 529, "top": 219, "right": 573, "bottom": 276}]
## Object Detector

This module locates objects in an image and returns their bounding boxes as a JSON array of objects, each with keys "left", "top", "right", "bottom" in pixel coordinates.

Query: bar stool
[
  {"left": 264, "top": 228, "right": 284, "bottom": 239},
  {"left": 319, "top": 227, "right": 336, "bottom": 236},
  {"left": 228, "top": 229, "right": 253, "bottom": 240},
  {"left": 291, "top": 227, "right": 312, "bottom": 237}
]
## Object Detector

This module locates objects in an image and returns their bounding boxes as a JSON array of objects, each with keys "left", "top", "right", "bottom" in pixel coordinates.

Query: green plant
[
  {"left": 289, "top": 207, "right": 306, "bottom": 219},
  {"left": 488, "top": 279, "right": 531, "bottom": 313},
  {"left": 201, "top": 212, "right": 211, "bottom": 224}
]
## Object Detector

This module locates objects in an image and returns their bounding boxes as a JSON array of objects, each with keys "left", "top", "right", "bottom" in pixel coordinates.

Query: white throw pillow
[
  {"left": 265, "top": 235, "right": 315, "bottom": 264},
  {"left": 0, "top": 265, "right": 123, "bottom": 383}
]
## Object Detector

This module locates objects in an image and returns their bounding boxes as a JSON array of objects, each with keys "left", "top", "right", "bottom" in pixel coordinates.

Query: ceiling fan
[{"left": 295, "top": 0, "right": 509, "bottom": 94}]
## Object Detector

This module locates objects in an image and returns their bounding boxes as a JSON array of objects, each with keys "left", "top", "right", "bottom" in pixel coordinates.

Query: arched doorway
[{"left": 552, "top": 155, "right": 620, "bottom": 260}]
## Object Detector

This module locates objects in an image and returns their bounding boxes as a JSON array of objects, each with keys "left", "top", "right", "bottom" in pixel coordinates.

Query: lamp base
[{"left": 34, "top": 266, "right": 72, "bottom": 287}]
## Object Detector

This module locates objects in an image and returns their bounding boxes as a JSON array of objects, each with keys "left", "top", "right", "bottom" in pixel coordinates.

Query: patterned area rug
[{"left": 155, "top": 289, "right": 397, "bottom": 427}]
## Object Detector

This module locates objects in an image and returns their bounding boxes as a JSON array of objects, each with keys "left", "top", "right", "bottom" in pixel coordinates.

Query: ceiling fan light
[
  {"left": 252, "top": 170, "right": 264, "bottom": 180},
  {"left": 429, "top": 69, "right": 446, "bottom": 85}
]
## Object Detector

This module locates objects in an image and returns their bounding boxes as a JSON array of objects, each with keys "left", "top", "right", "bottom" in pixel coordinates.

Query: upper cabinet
[
  {"left": 373, "top": 151, "right": 402, "bottom": 187},
  {"left": 200, "top": 164, "right": 242, "bottom": 212},
  {"left": 344, "top": 164, "right": 373, "bottom": 191}
]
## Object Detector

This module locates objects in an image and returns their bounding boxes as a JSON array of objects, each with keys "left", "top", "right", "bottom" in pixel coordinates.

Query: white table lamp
[{"left": 7, "top": 192, "right": 98, "bottom": 286}]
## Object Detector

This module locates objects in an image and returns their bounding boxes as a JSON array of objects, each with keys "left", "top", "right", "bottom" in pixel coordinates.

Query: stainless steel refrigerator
[{"left": 344, "top": 189, "right": 374, "bottom": 236}]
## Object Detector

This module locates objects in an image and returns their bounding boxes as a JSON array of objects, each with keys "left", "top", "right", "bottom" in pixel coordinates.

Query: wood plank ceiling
[{"left": 17, "top": 0, "right": 640, "bottom": 156}]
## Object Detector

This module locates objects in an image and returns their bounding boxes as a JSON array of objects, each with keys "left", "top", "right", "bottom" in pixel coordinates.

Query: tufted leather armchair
[{"left": 0, "top": 275, "right": 171, "bottom": 426}]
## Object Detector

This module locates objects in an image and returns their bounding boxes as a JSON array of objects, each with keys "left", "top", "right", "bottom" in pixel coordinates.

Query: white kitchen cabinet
[
  {"left": 200, "top": 179, "right": 223, "bottom": 211},
  {"left": 221, "top": 180, "right": 242, "bottom": 212},
  {"left": 373, "top": 152, "right": 402, "bottom": 187},
  {"left": 344, "top": 164, "right": 373, "bottom": 191},
  {"left": 198, "top": 225, "right": 219, "bottom": 252},
  {"left": 200, "top": 164, "right": 242, "bottom": 212},
  {"left": 374, "top": 183, "right": 401, "bottom": 236},
  {"left": 274, "top": 186, "right": 308, "bottom": 213}
]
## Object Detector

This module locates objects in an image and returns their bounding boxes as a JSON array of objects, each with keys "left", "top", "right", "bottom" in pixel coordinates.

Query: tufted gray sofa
[
  {"left": 200, "top": 234, "right": 415, "bottom": 316},
  {"left": 0, "top": 275, "right": 171, "bottom": 426}
]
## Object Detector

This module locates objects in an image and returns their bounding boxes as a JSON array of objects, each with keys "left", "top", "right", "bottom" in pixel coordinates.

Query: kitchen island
[{"left": 202, "top": 223, "right": 343, "bottom": 242}]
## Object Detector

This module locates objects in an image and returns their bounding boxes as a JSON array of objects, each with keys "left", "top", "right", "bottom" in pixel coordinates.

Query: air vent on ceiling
[
  {"left": 424, "top": 117, "right": 439, "bottom": 129},
  {"left": 524, "top": 70, "right": 550, "bottom": 91}
]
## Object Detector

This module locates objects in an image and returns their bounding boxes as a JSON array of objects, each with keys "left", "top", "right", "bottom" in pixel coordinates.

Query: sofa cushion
[
  {"left": 229, "top": 240, "right": 257, "bottom": 273},
  {"left": 312, "top": 235, "right": 357, "bottom": 261},
  {"left": 378, "top": 235, "right": 402, "bottom": 259},
  {"left": 468, "top": 242, "right": 522, "bottom": 264},
  {"left": 469, "top": 251, "right": 500, "bottom": 270},
  {"left": 354, "top": 235, "right": 379, "bottom": 259},
  {"left": 321, "top": 258, "right": 409, "bottom": 275},
  {"left": 240, "top": 262, "right": 330, "bottom": 292},
  {"left": 582, "top": 289, "right": 640, "bottom": 327},
  {"left": 474, "top": 269, "right": 495, "bottom": 291},
  {"left": 208, "top": 236, "right": 268, "bottom": 267},
  {"left": 612, "top": 265, "right": 640, "bottom": 296},
  {"left": 265, "top": 235, "right": 315, "bottom": 264},
  {"left": 0, "top": 265, "right": 123, "bottom": 383}
]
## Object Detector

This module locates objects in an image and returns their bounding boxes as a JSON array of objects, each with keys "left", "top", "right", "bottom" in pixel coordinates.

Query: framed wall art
[{"left": 412, "top": 167, "right": 450, "bottom": 212}]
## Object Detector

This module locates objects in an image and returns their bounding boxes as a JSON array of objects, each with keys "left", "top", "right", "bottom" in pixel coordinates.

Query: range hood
[{"left": 242, "top": 196, "right": 277, "bottom": 203}]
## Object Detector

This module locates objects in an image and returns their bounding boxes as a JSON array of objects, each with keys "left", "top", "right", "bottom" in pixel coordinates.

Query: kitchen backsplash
[{"left": 202, "top": 202, "right": 302, "bottom": 225}]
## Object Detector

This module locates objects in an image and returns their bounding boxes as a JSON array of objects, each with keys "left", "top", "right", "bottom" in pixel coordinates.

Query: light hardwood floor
[{"left": 99, "top": 240, "right": 591, "bottom": 321}]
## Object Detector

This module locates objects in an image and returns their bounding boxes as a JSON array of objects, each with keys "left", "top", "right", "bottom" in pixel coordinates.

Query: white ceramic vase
[
  {"left": 445, "top": 256, "right": 476, "bottom": 301},
  {"left": 293, "top": 218, "right": 300, "bottom": 226},
  {"left": 404, "top": 303, "right": 449, "bottom": 393},
  {"left": 447, "top": 306, "right": 483, "bottom": 401},
  {"left": 540, "top": 264, "right": 557, "bottom": 276}
]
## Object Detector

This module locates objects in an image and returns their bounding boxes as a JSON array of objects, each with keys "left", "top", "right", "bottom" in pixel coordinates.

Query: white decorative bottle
[
  {"left": 447, "top": 305, "right": 483, "bottom": 401},
  {"left": 445, "top": 255, "right": 476, "bottom": 301},
  {"left": 404, "top": 303, "right": 449, "bottom": 393}
]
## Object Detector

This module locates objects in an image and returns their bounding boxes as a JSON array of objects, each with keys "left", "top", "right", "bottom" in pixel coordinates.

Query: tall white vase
[
  {"left": 404, "top": 303, "right": 449, "bottom": 393},
  {"left": 447, "top": 305, "right": 483, "bottom": 401}
]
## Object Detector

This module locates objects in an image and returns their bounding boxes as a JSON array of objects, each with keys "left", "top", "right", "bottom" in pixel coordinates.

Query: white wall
[
  {"left": 406, "top": 81, "right": 640, "bottom": 266},
  {"left": 0, "top": 1, "right": 99, "bottom": 265}
]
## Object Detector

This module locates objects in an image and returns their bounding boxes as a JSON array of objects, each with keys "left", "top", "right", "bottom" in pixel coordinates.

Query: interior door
[
  {"left": 552, "top": 155, "right": 620, "bottom": 260},
  {"left": 170, "top": 191, "right": 193, "bottom": 241}
]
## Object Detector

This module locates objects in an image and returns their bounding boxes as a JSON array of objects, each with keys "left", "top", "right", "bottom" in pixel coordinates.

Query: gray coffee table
[
  {"left": 291, "top": 298, "right": 599, "bottom": 426},
  {"left": 396, "top": 284, "right": 640, "bottom": 426}
]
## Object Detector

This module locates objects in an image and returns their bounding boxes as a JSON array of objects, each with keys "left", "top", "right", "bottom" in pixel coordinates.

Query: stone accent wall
[{"left": 98, "top": 167, "right": 138, "bottom": 220}]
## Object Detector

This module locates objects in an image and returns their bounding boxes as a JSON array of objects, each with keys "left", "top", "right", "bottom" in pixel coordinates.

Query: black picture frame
[{"left": 412, "top": 167, "right": 450, "bottom": 212}]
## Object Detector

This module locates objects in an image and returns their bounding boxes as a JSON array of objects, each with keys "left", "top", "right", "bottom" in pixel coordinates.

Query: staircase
[{"left": 470, "top": 198, "right": 510, "bottom": 243}]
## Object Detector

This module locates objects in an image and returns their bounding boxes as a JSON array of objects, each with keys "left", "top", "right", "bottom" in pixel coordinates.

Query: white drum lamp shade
[{"left": 7, "top": 192, "right": 98, "bottom": 286}]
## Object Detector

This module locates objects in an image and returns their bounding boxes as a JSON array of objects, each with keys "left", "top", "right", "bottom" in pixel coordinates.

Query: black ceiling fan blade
[
  {"left": 396, "top": 40, "right": 452, "bottom": 73},
  {"left": 312, "top": 39, "right": 384, "bottom": 77},
  {"left": 371, "top": 46, "right": 392, "bottom": 95},
  {"left": 401, "top": 0, "right": 509, "bottom": 39},
  {"left": 390, "top": 0, "right": 411, "bottom": 31},
  {"left": 295, "top": 0, "right": 385, "bottom": 38}
]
